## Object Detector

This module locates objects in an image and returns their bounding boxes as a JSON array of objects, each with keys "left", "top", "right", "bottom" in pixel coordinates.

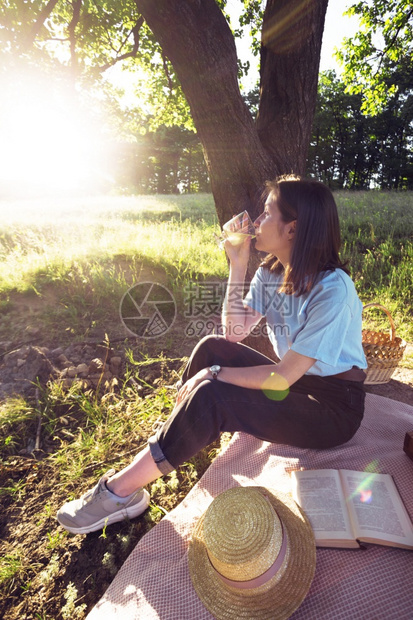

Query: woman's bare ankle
[{"left": 105, "top": 446, "right": 163, "bottom": 497}]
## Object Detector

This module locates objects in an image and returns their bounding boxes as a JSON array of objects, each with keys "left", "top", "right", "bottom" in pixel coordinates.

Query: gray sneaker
[{"left": 56, "top": 469, "right": 150, "bottom": 534}]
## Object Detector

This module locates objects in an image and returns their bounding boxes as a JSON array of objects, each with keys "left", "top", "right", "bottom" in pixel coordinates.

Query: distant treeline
[
  {"left": 307, "top": 70, "right": 413, "bottom": 190},
  {"left": 111, "top": 125, "right": 210, "bottom": 195}
]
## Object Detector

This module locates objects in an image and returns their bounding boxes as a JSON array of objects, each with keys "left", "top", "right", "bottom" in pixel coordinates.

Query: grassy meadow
[
  {"left": 0, "top": 190, "right": 412, "bottom": 342},
  {"left": 0, "top": 190, "right": 412, "bottom": 620},
  {"left": 0, "top": 194, "right": 227, "bottom": 343}
]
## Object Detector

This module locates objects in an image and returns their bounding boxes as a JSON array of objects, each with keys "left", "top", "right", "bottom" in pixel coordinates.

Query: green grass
[
  {"left": 0, "top": 194, "right": 226, "bottom": 295},
  {"left": 0, "top": 351, "right": 220, "bottom": 618},
  {"left": 336, "top": 190, "right": 413, "bottom": 342},
  {"left": 1, "top": 189, "right": 411, "bottom": 459},
  {"left": 46, "top": 374, "right": 177, "bottom": 483},
  {"left": 0, "top": 548, "right": 41, "bottom": 590},
  {"left": 0, "top": 397, "right": 37, "bottom": 455}
]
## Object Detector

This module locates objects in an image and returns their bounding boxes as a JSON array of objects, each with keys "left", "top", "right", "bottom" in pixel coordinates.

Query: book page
[
  {"left": 292, "top": 469, "right": 356, "bottom": 545},
  {"left": 340, "top": 470, "right": 413, "bottom": 548}
]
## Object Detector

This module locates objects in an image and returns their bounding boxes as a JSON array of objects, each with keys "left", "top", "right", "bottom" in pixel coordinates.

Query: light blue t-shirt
[{"left": 243, "top": 267, "right": 367, "bottom": 376}]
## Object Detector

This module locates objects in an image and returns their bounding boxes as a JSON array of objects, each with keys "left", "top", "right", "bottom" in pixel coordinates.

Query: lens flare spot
[
  {"left": 364, "top": 460, "right": 380, "bottom": 473},
  {"left": 261, "top": 372, "right": 289, "bottom": 401},
  {"left": 359, "top": 489, "right": 372, "bottom": 503}
]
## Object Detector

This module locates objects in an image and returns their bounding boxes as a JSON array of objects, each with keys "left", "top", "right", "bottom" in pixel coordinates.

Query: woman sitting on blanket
[{"left": 57, "top": 176, "right": 367, "bottom": 535}]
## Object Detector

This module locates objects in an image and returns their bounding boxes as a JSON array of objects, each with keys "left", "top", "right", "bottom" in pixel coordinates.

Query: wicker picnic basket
[{"left": 362, "top": 303, "right": 406, "bottom": 385}]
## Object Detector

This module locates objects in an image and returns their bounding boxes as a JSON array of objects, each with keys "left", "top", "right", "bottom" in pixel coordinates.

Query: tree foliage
[
  {"left": 0, "top": 0, "right": 194, "bottom": 130},
  {"left": 112, "top": 125, "right": 209, "bottom": 194},
  {"left": 337, "top": 0, "right": 413, "bottom": 114},
  {"left": 2, "top": 1, "right": 411, "bottom": 123},
  {"left": 307, "top": 70, "right": 413, "bottom": 189}
]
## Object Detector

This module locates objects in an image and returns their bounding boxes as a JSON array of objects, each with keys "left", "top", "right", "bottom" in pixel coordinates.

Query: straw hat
[{"left": 188, "top": 486, "right": 316, "bottom": 620}]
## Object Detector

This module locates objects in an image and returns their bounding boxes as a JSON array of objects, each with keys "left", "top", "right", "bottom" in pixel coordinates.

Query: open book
[{"left": 291, "top": 469, "right": 413, "bottom": 550}]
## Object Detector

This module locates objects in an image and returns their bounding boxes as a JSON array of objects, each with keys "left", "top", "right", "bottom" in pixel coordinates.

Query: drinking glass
[{"left": 217, "top": 210, "right": 256, "bottom": 248}]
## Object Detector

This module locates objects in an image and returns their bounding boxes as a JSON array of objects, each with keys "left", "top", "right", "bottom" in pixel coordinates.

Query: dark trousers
[{"left": 148, "top": 335, "right": 365, "bottom": 474}]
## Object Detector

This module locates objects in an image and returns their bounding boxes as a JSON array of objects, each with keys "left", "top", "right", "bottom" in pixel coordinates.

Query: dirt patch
[
  {"left": 364, "top": 367, "right": 413, "bottom": 405},
  {"left": 364, "top": 343, "right": 413, "bottom": 406},
  {"left": 0, "top": 450, "right": 216, "bottom": 620}
]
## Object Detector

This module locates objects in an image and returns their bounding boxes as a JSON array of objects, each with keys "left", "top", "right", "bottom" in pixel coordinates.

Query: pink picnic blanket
[{"left": 87, "top": 394, "right": 413, "bottom": 619}]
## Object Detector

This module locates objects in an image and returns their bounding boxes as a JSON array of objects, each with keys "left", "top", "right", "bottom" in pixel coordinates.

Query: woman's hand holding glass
[
  {"left": 223, "top": 233, "right": 252, "bottom": 268},
  {"left": 216, "top": 209, "right": 255, "bottom": 267}
]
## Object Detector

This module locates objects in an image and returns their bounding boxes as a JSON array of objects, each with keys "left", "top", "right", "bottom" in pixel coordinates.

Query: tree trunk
[
  {"left": 257, "top": 0, "right": 329, "bottom": 175},
  {"left": 136, "top": 0, "right": 328, "bottom": 220},
  {"left": 135, "top": 0, "right": 274, "bottom": 224}
]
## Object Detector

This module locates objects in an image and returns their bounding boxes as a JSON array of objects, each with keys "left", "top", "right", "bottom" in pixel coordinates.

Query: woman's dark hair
[{"left": 261, "top": 175, "right": 349, "bottom": 295}]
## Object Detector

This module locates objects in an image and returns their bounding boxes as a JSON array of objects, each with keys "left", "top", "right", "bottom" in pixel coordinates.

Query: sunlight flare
[{"left": 0, "top": 71, "right": 111, "bottom": 198}]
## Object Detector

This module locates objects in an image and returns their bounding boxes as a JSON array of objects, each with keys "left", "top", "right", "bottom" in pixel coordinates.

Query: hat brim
[{"left": 188, "top": 486, "right": 316, "bottom": 620}]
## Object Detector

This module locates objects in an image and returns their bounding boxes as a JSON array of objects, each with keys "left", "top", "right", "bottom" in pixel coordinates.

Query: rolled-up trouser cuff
[{"left": 148, "top": 435, "right": 175, "bottom": 475}]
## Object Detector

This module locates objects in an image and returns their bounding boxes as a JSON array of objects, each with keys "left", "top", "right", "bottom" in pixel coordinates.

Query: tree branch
[
  {"left": 375, "top": 7, "right": 413, "bottom": 76},
  {"left": 23, "top": 0, "right": 60, "bottom": 49},
  {"left": 162, "top": 52, "right": 174, "bottom": 91},
  {"left": 68, "top": 0, "right": 83, "bottom": 74},
  {"left": 44, "top": 37, "right": 70, "bottom": 43},
  {"left": 96, "top": 16, "right": 144, "bottom": 73}
]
